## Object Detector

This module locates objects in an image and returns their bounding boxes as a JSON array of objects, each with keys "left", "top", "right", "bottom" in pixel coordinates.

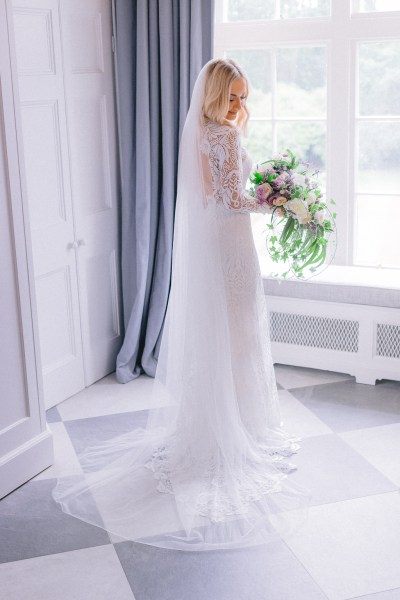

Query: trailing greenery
[{"left": 248, "top": 149, "right": 337, "bottom": 279}]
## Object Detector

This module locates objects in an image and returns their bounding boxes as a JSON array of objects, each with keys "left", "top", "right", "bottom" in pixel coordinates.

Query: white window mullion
[
  {"left": 271, "top": 47, "right": 277, "bottom": 152},
  {"left": 275, "top": 0, "right": 281, "bottom": 21},
  {"left": 327, "top": 1, "right": 352, "bottom": 264},
  {"left": 214, "top": 21, "right": 332, "bottom": 48}
]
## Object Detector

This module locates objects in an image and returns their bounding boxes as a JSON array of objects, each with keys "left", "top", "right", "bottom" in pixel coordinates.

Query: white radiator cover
[{"left": 267, "top": 296, "right": 400, "bottom": 385}]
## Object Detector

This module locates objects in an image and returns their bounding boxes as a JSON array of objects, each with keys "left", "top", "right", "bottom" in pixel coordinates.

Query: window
[
  {"left": 352, "top": 0, "right": 400, "bottom": 13},
  {"left": 214, "top": 0, "right": 400, "bottom": 271}
]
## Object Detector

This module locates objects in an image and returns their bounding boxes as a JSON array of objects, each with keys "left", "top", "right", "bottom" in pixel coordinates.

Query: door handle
[{"left": 68, "top": 239, "right": 85, "bottom": 250}]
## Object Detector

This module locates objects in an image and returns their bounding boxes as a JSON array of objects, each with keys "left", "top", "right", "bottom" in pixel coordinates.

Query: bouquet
[{"left": 249, "top": 149, "right": 336, "bottom": 279}]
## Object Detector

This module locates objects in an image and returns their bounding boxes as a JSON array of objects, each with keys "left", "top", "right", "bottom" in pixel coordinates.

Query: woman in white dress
[{"left": 53, "top": 58, "right": 310, "bottom": 551}]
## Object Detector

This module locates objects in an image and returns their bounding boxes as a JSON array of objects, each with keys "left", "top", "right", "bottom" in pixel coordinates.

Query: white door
[
  {"left": 12, "top": 0, "right": 86, "bottom": 407},
  {"left": 60, "top": 0, "right": 122, "bottom": 386},
  {"left": 0, "top": 0, "right": 53, "bottom": 498},
  {"left": 12, "top": 0, "right": 122, "bottom": 408}
]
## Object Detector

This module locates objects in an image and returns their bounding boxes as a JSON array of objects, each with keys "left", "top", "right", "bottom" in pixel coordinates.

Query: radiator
[{"left": 267, "top": 296, "right": 400, "bottom": 385}]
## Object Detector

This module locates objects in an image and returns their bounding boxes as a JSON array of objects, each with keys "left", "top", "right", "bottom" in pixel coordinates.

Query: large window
[{"left": 214, "top": 0, "right": 400, "bottom": 271}]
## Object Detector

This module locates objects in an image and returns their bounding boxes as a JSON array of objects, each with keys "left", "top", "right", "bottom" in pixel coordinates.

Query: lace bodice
[{"left": 200, "top": 119, "right": 272, "bottom": 214}]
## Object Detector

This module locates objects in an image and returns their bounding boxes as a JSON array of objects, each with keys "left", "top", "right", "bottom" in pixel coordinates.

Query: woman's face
[{"left": 225, "top": 77, "right": 247, "bottom": 122}]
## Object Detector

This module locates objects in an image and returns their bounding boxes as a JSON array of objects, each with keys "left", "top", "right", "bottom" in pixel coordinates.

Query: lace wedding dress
[{"left": 52, "top": 61, "right": 310, "bottom": 551}]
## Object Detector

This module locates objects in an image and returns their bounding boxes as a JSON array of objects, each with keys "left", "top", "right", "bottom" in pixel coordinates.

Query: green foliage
[
  {"left": 227, "top": 0, "right": 274, "bottom": 21},
  {"left": 359, "top": 41, "right": 400, "bottom": 118},
  {"left": 266, "top": 212, "right": 335, "bottom": 278},
  {"left": 277, "top": 47, "right": 326, "bottom": 92},
  {"left": 227, "top": 6, "right": 400, "bottom": 175},
  {"left": 280, "top": 0, "right": 329, "bottom": 19},
  {"left": 227, "top": 0, "right": 330, "bottom": 22},
  {"left": 249, "top": 171, "right": 265, "bottom": 184}
]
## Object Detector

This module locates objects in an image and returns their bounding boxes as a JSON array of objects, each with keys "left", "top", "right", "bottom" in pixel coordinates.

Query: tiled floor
[{"left": 1, "top": 365, "right": 400, "bottom": 600}]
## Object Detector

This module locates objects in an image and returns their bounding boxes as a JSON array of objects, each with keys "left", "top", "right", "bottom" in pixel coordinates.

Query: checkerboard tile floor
[{"left": 1, "top": 365, "right": 400, "bottom": 600}]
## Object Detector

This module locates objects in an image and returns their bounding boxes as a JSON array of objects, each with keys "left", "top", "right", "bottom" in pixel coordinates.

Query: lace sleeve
[{"left": 218, "top": 127, "right": 272, "bottom": 214}]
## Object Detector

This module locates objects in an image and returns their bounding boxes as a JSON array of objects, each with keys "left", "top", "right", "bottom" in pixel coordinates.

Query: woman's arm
[{"left": 218, "top": 127, "right": 272, "bottom": 214}]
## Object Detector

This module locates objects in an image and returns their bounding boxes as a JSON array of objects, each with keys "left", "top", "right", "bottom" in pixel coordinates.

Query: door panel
[{"left": 12, "top": 0, "right": 85, "bottom": 408}]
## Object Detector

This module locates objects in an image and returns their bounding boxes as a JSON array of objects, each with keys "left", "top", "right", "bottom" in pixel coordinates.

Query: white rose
[
  {"left": 292, "top": 173, "right": 306, "bottom": 187},
  {"left": 307, "top": 191, "right": 317, "bottom": 206},
  {"left": 285, "top": 198, "right": 311, "bottom": 224},
  {"left": 315, "top": 209, "right": 325, "bottom": 225}
]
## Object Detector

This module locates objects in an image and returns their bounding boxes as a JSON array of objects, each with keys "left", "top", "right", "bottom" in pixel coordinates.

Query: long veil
[{"left": 52, "top": 59, "right": 311, "bottom": 551}]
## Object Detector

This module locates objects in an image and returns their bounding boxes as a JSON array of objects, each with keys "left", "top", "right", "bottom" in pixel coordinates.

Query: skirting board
[
  {"left": 0, "top": 428, "right": 53, "bottom": 499},
  {"left": 267, "top": 295, "right": 400, "bottom": 385}
]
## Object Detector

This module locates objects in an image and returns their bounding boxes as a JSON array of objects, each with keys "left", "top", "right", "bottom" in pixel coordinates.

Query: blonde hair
[{"left": 202, "top": 58, "right": 250, "bottom": 135}]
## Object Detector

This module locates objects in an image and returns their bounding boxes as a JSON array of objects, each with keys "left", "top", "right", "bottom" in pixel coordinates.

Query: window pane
[
  {"left": 276, "top": 121, "right": 326, "bottom": 172},
  {"left": 225, "top": 50, "right": 272, "bottom": 118},
  {"left": 352, "top": 0, "right": 400, "bottom": 12},
  {"left": 227, "top": 0, "right": 274, "bottom": 21},
  {"left": 354, "top": 195, "right": 400, "bottom": 267},
  {"left": 280, "top": 0, "right": 330, "bottom": 19},
  {"left": 357, "top": 122, "right": 400, "bottom": 194},
  {"left": 276, "top": 47, "right": 327, "bottom": 118},
  {"left": 359, "top": 41, "right": 400, "bottom": 116},
  {"left": 243, "top": 121, "right": 273, "bottom": 164}
]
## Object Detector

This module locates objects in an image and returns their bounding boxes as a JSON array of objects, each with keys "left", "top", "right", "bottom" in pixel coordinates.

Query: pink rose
[
  {"left": 255, "top": 182, "right": 273, "bottom": 204},
  {"left": 273, "top": 196, "right": 287, "bottom": 206}
]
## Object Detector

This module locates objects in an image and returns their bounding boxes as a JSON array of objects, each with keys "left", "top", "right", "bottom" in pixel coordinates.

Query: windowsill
[
  {"left": 261, "top": 264, "right": 400, "bottom": 290},
  {"left": 261, "top": 264, "right": 400, "bottom": 309}
]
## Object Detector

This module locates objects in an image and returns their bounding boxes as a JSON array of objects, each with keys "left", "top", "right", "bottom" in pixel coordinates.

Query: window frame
[{"left": 214, "top": 0, "right": 400, "bottom": 269}]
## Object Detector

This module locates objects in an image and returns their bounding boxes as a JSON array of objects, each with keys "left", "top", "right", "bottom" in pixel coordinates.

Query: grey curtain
[{"left": 114, "top": 0, "right": 215, "bottom": 383}]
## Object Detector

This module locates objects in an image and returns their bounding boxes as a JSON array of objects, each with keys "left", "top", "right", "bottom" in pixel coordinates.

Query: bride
[{"left": 52, "top": 58, "right": 311, "bottom": 551}]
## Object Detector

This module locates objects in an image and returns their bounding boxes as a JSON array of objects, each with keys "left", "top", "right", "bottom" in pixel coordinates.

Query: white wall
[{"left": 0, "top": 0, "right": 53, "bottom": 499}]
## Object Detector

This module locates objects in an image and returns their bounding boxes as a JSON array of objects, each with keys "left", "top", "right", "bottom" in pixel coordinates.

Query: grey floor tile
[
  {"left": 64, "top": 410, "right": 149, "bottom": 456},
  {"left": 46, "top": 406, "right": 62, "bottom": 423},
  {"left": 290, "top": 380, "right": 400, "bottom": 433},
  {"left": 114, "top": 539, "right": 328, "bottom": 600},
  {"left": 0, "top": 546, "right": 135, "bottom": 600},
  {"left": 0, "top": 479, "right": 110, "bottom": 563},
  {"left": 289, "top": 434, "right": 397, "bottom": 506}
]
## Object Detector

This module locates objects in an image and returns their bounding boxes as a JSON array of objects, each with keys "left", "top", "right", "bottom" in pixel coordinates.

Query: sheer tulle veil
[{"left": 52, "top": 59, "right": 311, "bottom": 551}]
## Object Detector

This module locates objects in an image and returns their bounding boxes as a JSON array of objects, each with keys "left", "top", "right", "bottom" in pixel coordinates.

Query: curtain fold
[{"left": 114, "top": 0, "right": 215, "bottom": 383}]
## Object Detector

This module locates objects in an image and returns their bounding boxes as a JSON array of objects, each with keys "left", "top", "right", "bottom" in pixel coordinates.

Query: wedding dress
[{"left": 52, "top": 60, "right": 311, "bottom": 551}]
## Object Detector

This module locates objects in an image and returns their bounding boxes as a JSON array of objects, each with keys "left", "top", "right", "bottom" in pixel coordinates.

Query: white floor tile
[
  {"left": 279, "top": 390, "right": 333, "bottom": 439},
  {"left": 57, "top": 374, "right": 163, "bottom": 421},
  {"left": 0, "top": 545, "right": 135, "bottom": 600},
  {"left": 352, "top": 588, "right": 400, "bottom": 599},
  {"left": 274, "top": 365, "right": 354, "bottom": 391},
  {"left": 283, "top": 492, "right": 400, "bottom": 600},
  {"left": 33, "top": 423, "right": 83, "bottom": 481},
  {"left": 340, "top": 424, "right": 400, "bottom": 486}
]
